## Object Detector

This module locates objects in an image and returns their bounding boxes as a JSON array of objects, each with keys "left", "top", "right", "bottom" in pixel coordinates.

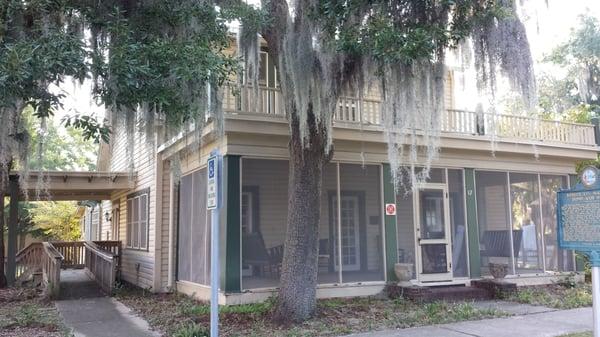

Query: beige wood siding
[{"left": 107, "top": 112, "right": 157, "bottom": 290}]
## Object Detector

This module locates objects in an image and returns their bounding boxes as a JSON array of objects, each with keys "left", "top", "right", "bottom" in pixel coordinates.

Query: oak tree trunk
[{"left": 275, "top": 111, "right": 329, "bottom": 322}]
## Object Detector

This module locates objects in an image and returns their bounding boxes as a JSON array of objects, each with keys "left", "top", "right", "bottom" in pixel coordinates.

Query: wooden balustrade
[
  {"left": 41, "top": 242, "right": 63, "bottom": 299},
  {"left": 15, "top": 242, "right": 43, "bottom": 280},
  {"left": 84, "top": 241, "right": 117, "bottom": 295},
  {"left": 223, "top": 84, "right": 597, "bottom": 146},
  {"left": 52, "top": 241, "right": 85, "bottom": 269},
  {"left": 94, "top": 240, "right": 122, "bottom": 272}
]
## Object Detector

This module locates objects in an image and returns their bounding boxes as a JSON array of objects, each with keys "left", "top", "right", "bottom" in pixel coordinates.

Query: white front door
[
  {"left": 332, "top": 195, "right": 361, "bottom": 271},
  {"left": 415, "top": 185, "right": 453, "bottom": 282}
]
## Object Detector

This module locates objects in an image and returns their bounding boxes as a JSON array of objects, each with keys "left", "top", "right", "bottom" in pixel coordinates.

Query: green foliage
[
  {"left": 173, "top": 324, "right": 209, "bottom": 337},
  {"left": 22, "top": 107, "right": 97, "bottom": 171},
  {"left": 541, "top": 14, "right": 600, "bottom": 119},
  {"left": 29, "top": 201, "right": 82, "bottom": 241},
  {"left": 313, "top": 0, "right": 501, "bottom": 65},
  {"left": 508, "top": 283, "right": 592, "bottom": 309}
]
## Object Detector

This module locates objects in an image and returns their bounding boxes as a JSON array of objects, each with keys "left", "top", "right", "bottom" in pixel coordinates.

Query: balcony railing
[{"left": 223, "top": 85, "right": 597, "bottom": 147}]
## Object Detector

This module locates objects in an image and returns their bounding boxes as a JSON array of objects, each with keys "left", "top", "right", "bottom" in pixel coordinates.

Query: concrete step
[{"left": 389, "top": 284, "right": 493, "bottom": 302}]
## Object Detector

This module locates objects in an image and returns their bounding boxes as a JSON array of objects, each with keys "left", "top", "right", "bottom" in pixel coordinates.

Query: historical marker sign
[{"left": 558, "top": 166, "right": 600, "bottom": 251}]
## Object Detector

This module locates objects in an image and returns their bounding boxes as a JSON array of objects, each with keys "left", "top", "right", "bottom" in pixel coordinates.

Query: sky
[{"left": 51, "top": 1, "right": 600, "bottom": 122}]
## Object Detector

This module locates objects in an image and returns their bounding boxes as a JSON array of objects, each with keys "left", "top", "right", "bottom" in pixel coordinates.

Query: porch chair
[
  {"left": 480, "top": 229, "right": 523, "bottom": 259},
  {"left": 242, "top": 232, "right": 283, "bottom": 278}
]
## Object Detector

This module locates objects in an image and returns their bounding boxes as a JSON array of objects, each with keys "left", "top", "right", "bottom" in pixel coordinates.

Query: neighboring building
[{"left": 96, "top": 47, "right": 600, "bottom": 304}]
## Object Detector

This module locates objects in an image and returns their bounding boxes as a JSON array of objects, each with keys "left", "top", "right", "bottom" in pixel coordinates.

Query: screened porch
[{"left": 240, "top": 159, "right": 386, "bottom": 290}]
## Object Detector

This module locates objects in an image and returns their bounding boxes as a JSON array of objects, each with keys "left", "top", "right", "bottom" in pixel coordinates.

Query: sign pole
[
  {"left": 207, "top": 151, "right": 221, "bottom": 337},
  {"left": 592, "top": 252, "right": 600, "bottom": 337},
  {"left": 594, "top": 265, "right": 600, "bottom": 337}
]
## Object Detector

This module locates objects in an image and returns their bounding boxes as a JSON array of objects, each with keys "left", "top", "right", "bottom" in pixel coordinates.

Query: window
[{"left": 127, "top": 189, "right": 149, "bottom": 250}]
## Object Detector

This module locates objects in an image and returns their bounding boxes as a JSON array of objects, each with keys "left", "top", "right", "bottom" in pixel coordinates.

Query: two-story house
[{"left": 94, "top": 45, "right": 600, "bottom": 304}]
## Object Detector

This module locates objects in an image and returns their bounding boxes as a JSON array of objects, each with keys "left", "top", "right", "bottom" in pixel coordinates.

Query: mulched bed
[
  {"left": 0, "top": 287, "right": 68, "bottom": 337},
  {"left": 115, "top": 284, "right": 508, "bottom": 337}
]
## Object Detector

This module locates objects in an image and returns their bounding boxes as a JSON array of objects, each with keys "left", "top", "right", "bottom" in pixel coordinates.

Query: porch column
[
  {"left": 464, "top": 168, "right": 481, "bottom": 278},
  {"left": 570, "top": 173, "right": 586, "bottom": 272},
  {"left": 382, "top": 164, "right": 398, "bottom": 282},
  {"left": 220, "top": 155, "right": 241, "bottom": 293},
  {"left": 6, "top": 176, "right": 19, "bottom": 286}
]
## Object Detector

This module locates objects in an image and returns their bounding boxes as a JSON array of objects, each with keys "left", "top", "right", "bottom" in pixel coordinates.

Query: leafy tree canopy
[{"left": 541, "top": 14, "right": 600, "bottom": 123}]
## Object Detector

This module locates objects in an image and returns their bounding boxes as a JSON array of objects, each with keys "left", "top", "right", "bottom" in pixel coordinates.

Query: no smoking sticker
[{"left": 385, "top": 203, "right": 396, "bottom": 216}]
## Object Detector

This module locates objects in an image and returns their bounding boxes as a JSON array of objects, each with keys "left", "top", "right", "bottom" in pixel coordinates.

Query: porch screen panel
[
  {"left": 396, "top": 190, "right": 416, "bottom": 280},
  {"left": 448, "top": 169, "right": 468, "bottom": 277},
  {"left": 510, "top": 173, "right": 543, "bottom": 273},
  {"left": 241, "top": 159, "right": 289, "bottom": 290},
  {"left": 190, "top": 169, "right": 210, "bottom": 285},
  {"left": 475, "top": 171, "right": 513, "bottom": 276},
  {"left": 541, "top": 175, "right": 573, "bottom": 271},
  {"left": 318, "top": 163, "right": 340, "bottom": 284},
  {"left": 177, "top": 173, "right": 193, "bottom": 282},
  {"left": 339, "top": 164, "right": 384, "bottom": 283},
  {"left": 176, "top": 168, "right": 210, "bottom": 285}
]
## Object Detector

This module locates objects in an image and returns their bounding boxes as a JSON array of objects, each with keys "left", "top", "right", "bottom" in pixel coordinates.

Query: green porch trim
[
  {"left": 569, "top": 174, "right": 586, "bottom": 272},
  {"left": 464, "top": 168, "right": 481, "bottom": 278},
  {"left": 220, "top": 155, "right": 242, "bottom": 292},
  {"left": 382, "top": 164, "right": 398, "bottom": 282}
]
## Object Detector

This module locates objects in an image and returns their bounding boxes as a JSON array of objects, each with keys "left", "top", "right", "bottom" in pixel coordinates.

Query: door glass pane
[
  {"left": 420, "top": 189, "right": 445, "bottom": 239},
  {"left": 421, "top": 244, "right": 448, "bottom": 274},
  {"left": 448, "top": 169, "right": 468, "bottom": 277},
  {"left": 339, "top": 164, "right": 384, "bottom": 283},
  {"left": 476, "top": 171, "right": 513, "bottom": 276},
  {"left": 415, "top": 167, "right": 446, "bottom": 183},
  {"left": 510, "top": 173, "right": 543, "bottom": 273}
]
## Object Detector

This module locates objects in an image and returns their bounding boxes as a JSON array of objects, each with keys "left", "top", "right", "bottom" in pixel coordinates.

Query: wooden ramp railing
[
  {"left": 15, "top": 242, "right": 43, "bottom": 282},
  {"left": 52, "top": 240, "right": 121, "bottom": 271},
  {"left": 84, "top": 241, "right": 118, "bottom": 295},
  {"left": 12, "top": 240, "right": 121, "bottom": 298},
  {"left": 41, "top": 242, "right": 63, "bottom": 299}
]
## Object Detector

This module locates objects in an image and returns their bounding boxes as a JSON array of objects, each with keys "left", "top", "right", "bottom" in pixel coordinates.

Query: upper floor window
[{"left": 126, "top": 189, "right": 149, "bottom": 250}]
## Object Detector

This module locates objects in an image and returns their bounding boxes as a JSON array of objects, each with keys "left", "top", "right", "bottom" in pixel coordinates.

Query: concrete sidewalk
[
  {"left": 56, "top": 297, "right": 160, "bottom": 337},
  {"left": 348, "top": 306, "right": 592, "bottom": 337}
]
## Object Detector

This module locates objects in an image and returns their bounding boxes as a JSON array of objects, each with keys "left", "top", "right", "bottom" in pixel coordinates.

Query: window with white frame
[{"left": 126, "top": 190, "right": 149, "bottom": 250}]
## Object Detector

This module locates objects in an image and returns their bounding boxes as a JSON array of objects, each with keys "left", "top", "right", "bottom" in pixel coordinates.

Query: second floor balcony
[{"left": 223, "top": 85, "right": 599, "bottom": 148}]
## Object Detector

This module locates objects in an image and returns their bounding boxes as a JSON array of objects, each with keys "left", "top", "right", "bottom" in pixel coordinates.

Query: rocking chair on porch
[{"left": 242, "top": 232, "right": 283, "bottom": 278}]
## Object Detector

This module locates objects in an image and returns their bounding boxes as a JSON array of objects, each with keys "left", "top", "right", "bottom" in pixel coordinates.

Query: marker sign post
[
  {"left": 207, "top": 152, "right": 221, "bottom": 337},
  {"left": 558, "top": 166, "right": 600, "bottom": 337}
]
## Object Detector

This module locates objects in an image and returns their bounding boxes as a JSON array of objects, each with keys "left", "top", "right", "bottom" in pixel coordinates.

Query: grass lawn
[
  {"left": 559, "top": 333, "right": 592, "bottom": 337},
  {"left": 0, "top": 287, "right": 71, "bottom": 337},
  {"left": 505, "top": 282, "right": 592, "bottom": 309},
  {"left": 115, "top": 284, "right": 509, "bottom": 337}
]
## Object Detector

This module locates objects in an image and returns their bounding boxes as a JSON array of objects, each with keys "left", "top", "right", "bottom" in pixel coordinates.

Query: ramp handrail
[
  {"left": 41, "top": 242, "right": 63, "bottom": 299},
  {"left": 14, "top": 242, "right": 43, "bottom": 280},
  {"left": 84, "top": 241, "right": 117, "bottom": 294}
]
